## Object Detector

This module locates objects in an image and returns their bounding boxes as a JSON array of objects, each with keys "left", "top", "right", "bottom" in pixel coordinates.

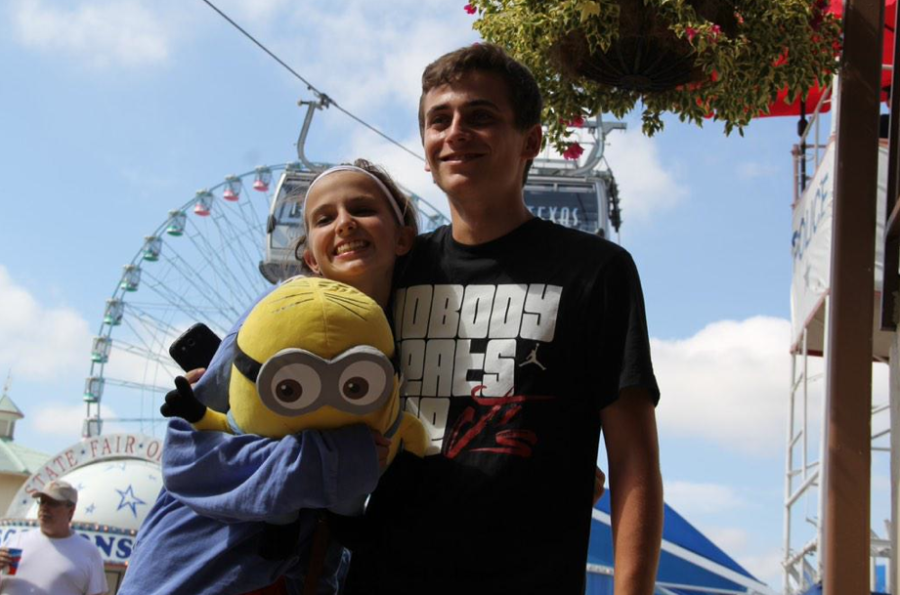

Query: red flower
[
  {"left": 563, "top": 142, "right": 584, "bottom": 160},
  {"left": 464, "top": 3, "right": 476, "bottom": 14},
  {"left": 710, "top": 24, "right": 722, "bottom": 38},
  {"left": 685, "top": 27, "right": 698, "bottom": 41},
  {"left": 567, "top": 115, "right": 585, "bottom": 128}
]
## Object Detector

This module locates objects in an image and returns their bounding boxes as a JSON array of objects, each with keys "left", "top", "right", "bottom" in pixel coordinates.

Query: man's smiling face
[{"left": 421, "top": 71, "right": 540, "bottom": 204}]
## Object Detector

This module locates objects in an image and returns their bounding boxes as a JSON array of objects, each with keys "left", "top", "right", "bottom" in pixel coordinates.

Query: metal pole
[
  {"left": 821, "top": 0, "right": 883, "bottom": 590},
  {"left": 891, "top": 336, "right": 900, "bottom": 595},
  {"left": 785, "top": 348, "right": 798, "bottom": 595}
]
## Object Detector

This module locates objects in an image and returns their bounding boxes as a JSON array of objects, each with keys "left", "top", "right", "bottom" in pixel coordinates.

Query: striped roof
[
  {"left": 0, "top": 440, "right": 49, "bottom": 475},
  {"left": 0, "top": 395, "right": 23, "bottom": 418}
]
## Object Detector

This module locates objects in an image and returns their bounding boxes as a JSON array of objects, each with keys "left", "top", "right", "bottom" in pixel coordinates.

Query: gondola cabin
[
  {"left": 259, "top": 168, "right": 318, "bottom": 284},
  {"left": 524, "top": 174, "right": 614, "bottom": 238}
]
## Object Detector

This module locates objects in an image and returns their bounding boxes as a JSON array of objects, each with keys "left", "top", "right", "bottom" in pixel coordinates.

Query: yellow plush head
[{"left": 228, "top": 277, "right": 400, "bottom": 438}]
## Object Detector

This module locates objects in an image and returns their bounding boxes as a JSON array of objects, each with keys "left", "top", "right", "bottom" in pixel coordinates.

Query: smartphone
[{"left": 169, "top": 323, "right": 222, "bottom": 372}]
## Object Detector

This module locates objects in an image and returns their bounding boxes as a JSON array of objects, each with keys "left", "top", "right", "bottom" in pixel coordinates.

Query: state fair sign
[
  {"left": 7, "top": 433, "right": 163, "bottom": 518},
  {"left": 3, "top": 433, "right": 164, "bottom": 568}
]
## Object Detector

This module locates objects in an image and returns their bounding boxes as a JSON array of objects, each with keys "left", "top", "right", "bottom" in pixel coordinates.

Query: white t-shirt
[{"left": 1, "top": 529, "right": 107, "bottom": 595}]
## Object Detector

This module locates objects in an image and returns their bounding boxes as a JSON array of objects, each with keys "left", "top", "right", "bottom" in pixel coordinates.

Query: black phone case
[{"left": 169, "top": 323, "right": 222, "bottom": 372}]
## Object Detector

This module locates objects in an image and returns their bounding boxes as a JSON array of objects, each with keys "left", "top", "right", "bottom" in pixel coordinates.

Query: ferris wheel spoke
[
  {"left": 111, "top": 340, "right": 180, "bottom": 371},
  {"left": 157, "top": 249, "right": 246, "bottom": 324},
  {"left": 125, "top": 304, "right": 185, "bottom": 343},
  {"left": 183, "top": 223, "right": 260, "bottom": 307},
  {"left": 217, "top": 213, "right": 267, "bottom": 286},
  {"left": 235, "top": 182, "right": 268, "bottom": 254},
  {"left": 140, "top": 269, "right": 236, "bottom": 330},
  {"left": 179, "top": 229, "right": 259, "bottom": 312},
  {"left": 104, "top": 378, "right": 172, "bottom": 394},
  {"left": 208, "top": 206, "right": 268, "bottom": 291}
]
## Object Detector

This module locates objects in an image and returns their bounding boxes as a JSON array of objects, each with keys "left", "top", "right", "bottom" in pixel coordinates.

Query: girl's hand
[
  {"left": 370, "top": 430, "right": 392, "bottom": 471},
  {"left": 184, "top": 368, "right": 206, "bottom": 385}
]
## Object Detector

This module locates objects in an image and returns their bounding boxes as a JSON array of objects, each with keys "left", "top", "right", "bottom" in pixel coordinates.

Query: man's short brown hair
[{"left": 418, "top": 43, "right": 543, "bottom": 135}]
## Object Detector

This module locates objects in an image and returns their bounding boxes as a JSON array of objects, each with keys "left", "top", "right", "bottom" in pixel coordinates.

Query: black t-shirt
[{"left": 345, "top": 218, "right": 659, "bottom": 595}]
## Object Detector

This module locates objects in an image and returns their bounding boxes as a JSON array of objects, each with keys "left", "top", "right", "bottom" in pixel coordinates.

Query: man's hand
[
  {"left": 0, "top": 547, "right": 9, "bottom": 572},
  {"left": 600, "top": 387, "right": 662, "bottom": 595},
  {"left": 370, "top": 430, "right": 392, "bottom": 471},
  {"left": 593, "top": 466, "right": 606, "bottom": 505}
]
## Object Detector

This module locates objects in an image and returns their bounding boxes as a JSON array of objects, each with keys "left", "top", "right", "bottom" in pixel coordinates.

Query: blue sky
[{"left": 0, "top": 0, "right": 891, "bottom": 588}]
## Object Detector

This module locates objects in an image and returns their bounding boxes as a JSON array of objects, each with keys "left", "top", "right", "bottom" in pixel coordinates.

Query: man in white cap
[{"left": 0, "top": 480, "right": 107, "bottom": 595}]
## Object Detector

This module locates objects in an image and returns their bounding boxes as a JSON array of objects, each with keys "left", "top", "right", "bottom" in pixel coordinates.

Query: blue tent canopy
[{"left": 586, "top": 492, "right": 775, "bottom": 595}]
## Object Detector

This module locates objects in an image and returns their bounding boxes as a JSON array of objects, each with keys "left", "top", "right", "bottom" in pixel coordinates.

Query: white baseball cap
[{"left": 32, "top": 480, "right": 78, "bottom": 505}]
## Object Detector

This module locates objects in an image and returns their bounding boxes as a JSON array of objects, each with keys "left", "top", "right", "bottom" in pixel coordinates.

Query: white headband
[{"left": 303, "top": 165, "right": 406, "bottom": 226}]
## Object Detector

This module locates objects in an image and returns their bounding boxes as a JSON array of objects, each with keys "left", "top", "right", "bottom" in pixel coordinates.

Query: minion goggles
[{"left": 234, "top": 344, "right": 396, "bottom": 417}]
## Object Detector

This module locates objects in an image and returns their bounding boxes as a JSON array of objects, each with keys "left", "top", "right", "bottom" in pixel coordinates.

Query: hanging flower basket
[
  {"left": 551, "top": 0, "right": 738, "bottom": 92},
  {"left": 469, "top": 0, "right": 841, "bottom": 149}
]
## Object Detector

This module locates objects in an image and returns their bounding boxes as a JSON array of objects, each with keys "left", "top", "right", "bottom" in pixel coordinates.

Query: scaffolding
[{"left": 783, "top": 77, "right": 894, "bottom": 594}]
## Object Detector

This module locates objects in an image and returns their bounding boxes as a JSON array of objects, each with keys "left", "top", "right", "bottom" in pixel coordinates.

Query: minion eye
[
  {"left": 338, "top": 361, "right": 388, "bottom": 407},
  {"left": 267, "top": 363, "right": 322, "bottom": 411}
]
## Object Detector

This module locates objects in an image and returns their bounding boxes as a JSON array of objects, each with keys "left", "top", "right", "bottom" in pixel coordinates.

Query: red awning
[{"left": 764, "top": 0, "right": 895, "bottom": 117}]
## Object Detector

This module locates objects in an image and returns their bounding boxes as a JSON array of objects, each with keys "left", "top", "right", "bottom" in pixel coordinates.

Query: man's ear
[
  {"left": 395, "top": 226, "right": 416, "bottom": 256},
  {"left": 303, "top": 249, "right": 321, "bottom": 274},
  {"left": 522, "top": 124, "right": 542, "bottom": 160}
]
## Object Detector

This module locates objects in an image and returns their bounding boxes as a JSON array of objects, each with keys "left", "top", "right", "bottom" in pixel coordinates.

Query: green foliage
[{"left": 471, "top": 0, "right": 841, "bottom": 150}]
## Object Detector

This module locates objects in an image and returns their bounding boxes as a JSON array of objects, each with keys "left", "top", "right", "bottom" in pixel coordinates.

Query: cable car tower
[{"left": 525, "top": 117, "right": 626, "bottom": 239}]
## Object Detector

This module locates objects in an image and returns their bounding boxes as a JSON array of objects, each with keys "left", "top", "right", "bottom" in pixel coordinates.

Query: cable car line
[{"left": 199, "top": 0, "right": 426, "bottom": 163}]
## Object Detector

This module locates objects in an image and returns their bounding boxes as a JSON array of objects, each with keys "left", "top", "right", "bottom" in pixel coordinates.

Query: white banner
[
  {"left": 790, "top": 141, "right": 887, "bottom": 350},
  {"left": 790, "top": 143, "right": 835, "bottom": 347}
]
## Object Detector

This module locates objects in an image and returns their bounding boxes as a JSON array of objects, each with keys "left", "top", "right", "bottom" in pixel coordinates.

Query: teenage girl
[{"left": 119, "top": 159, "right": 419, "bottom": 595}]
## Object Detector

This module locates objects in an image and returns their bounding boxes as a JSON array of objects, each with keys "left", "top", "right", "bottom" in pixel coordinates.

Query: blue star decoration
[
  {"left": 105, "top": 462, "right": 128, "bottom": 472},
  {"left": 85, "top": 503, "right": 96, "bottom": 515},
  {"left": 115, "top": 486, "right": 146, "bottom": 518}
]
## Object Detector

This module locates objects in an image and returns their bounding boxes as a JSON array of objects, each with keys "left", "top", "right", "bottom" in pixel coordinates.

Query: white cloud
[
  {"left": 272, "top": 0, "right": 477, "bottom": 116},
  {"left": 653, "top": 316, "right": 791, "bottom": 456},
  {"left": 738, "top": 549, "right": 784, "bottom": 590},
  {"left": 665, "top": 480, "right": 748, "bottom": 516},
  {"left": 0, "top": 265, "right": 92, "bottom": 381},
  {"left": 30, "top": 402, "right": 119, "bottom": 440},
  {"left": 654, "top": 315, "right": 894, "bottom": 457},
  {"left": 603, "top": 127, "right": 688, "bottom": 223},
  {"left": 10, "top": 0, "right": 171, "bottom": 69},
  {"left": 704, "top": 526, "right": 750, "bottom": 553},
  {"left": 214, "top": 0, "right": 288, "bottom": 24}
]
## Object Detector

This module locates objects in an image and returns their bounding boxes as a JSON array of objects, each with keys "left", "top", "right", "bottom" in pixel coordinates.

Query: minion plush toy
[{"left": 161, "top": 277, "right": 427, "bottom": 557}]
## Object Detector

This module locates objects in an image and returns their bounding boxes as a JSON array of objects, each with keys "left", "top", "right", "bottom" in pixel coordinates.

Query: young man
[
  {"left": 0, "top": 481, "right": 108, "bottom": 595},
  {"left": 343, "top": 44, "right": 663, "bottom": 594}
]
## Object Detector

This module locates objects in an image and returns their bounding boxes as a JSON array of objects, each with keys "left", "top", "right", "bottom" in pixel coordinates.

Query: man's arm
[{"left": 600, "top": 386, "right": 663, "bottom": 595}]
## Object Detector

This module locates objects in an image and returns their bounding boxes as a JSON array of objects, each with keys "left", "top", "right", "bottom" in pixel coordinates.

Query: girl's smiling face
[{"left": 302, "top": 171, "right": 414, "bottom": 306}]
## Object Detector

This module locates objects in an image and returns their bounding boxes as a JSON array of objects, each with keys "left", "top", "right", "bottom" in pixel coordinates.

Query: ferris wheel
[{"left": 83, "top": 142, "right": 450, "bottom": 438}]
